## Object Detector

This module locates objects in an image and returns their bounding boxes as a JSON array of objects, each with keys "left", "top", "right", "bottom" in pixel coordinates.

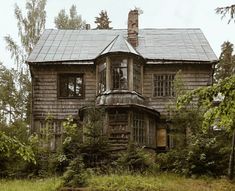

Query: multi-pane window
[
  {"left": 36, "top": 120, "right": 63, "bottom": 151},
  {"left": 153, "top": 74, "right": 175, "bottom": 97},
  {"left": 59, "top": 74, "right": 83, "bottom": 98},
  {"left": 111, "top": 58, "right": 128, "bottom": 90},
  {"left": 133, "top": 112, "right": 145, "bottom": 144},
  {"left": 109, "top": 109, "right": 128, "bottom": 139},
  {"left": 133, "top": 60, "right": 141, "bottom": 93},
  {"left": 98, "top": 62, "right": 106, "bottom": 93}
]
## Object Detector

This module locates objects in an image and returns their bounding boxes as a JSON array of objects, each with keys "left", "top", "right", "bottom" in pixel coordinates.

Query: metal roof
[
  {"left": 27, "top": 28, "right": 217, "bottom": 63},
  {"left": 100, "top": 35, "right": 140, "bottom": 56}
]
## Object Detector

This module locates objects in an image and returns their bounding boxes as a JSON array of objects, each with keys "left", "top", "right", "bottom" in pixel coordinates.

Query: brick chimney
[{"left": 128, "top": 9, "right": 139, "bottom": 47}]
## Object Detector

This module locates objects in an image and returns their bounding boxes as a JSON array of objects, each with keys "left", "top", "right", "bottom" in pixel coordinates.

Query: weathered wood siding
[
  {"left": 31, "top": 63, "right": 96, "bottom": 120},
  {"left": 143, "top": 64, "right": 213, "bottom": 116}
]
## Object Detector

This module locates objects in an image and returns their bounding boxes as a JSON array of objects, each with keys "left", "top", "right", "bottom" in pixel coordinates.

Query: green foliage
[
  {"left": 156, "top": 133, "right": 229, "bottom": 177},
  {"left": 54, "top": 5, "right": 86, "bottom": 29},
  {"left": 177, "top": 75, "right": 235, "bottom": 132},
  {"left": 0, "top": 178, "right": 61, "bottom": 191},
  {"left": 88, "top": 173, "right": 235, "bottom": 191},
  {"left": 214, "top": 41, "right": 235, "bottom": 82},
  {"left": 117, "top": 143, "right": 153, "bottom": 172},
  {"left": 95, "top": 10, "right": 112, "bottom": 29},
  {"left": 4, "top": 0, "right": 47, "bottom": 123},
  {"left": 81, "top": 107, "right": 110, "bottom": 168},
  {"left": 62, "top": 156, "right": 87, "bottom": 187}
]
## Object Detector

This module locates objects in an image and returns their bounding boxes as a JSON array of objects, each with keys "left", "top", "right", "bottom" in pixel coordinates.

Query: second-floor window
[
  {"left": 112, "top": 58, "right": 128, "bottom": 90},
  {"left": 58, "top": 74, "right": 84, "bottom": 98},
  {"left": 153, "top": 74, "right": 175, "bottom": 97},
  {"left": 98, "top": 62, "right": 106, "bottom": 93}
]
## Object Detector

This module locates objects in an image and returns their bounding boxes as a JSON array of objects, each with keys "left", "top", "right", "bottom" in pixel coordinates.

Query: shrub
[
  {"left": 62, "top": 156, "right": 87, "bottom": 187},
  {"left": 117, "top": 143, "right": 153, "bottom": 172}
]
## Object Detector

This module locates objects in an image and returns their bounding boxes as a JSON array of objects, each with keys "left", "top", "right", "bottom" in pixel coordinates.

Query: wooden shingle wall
[{"left": 143, "top": 64, "right": 213, "bottom": 116}]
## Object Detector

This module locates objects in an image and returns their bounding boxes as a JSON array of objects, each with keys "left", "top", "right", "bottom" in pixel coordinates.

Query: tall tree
[
  {"left": 4, "top": 0, "right": 47, "bottom": 122},
  {"left": 54, "top": 5, "right": 86, "bottom": 29},
  {"left": 95, "top": 10, "right": 112, "bottom": 29},
  {"left": 214, "top": 41, "right": 235, "bottom": 82}
]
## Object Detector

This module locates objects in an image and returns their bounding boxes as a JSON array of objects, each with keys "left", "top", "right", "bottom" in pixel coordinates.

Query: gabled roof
[{"left": 27, "top": 28, "right": 218, "bottom": 63}]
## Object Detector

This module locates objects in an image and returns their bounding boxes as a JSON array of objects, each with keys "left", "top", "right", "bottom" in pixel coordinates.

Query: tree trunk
[{"left": 228, "top": 128, "right": 235, "bottom": 180}]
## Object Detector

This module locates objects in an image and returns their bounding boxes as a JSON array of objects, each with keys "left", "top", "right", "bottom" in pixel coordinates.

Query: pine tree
[
  {"left": 214, "top": 41, "right": 235, "bottom": 82},
  {"left": 95, "top": 10, "right": 112, "bottom": 29},
  {"left": 54, "top": 5, "right": 86, "bottom": 29},
  {"left": 216, "top": 4, "right": 235, "bottom": 23}
]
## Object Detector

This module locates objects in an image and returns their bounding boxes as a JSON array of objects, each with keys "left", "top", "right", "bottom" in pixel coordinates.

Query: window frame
[
  {"left": 111, "top": 56, "right": 128, "bottom": 90},
  {"left": 57, "top": 73, "right": 84, "bottom": 99},
  {"left": 153, "top": 73, "right": 175, "bottom": 97}
]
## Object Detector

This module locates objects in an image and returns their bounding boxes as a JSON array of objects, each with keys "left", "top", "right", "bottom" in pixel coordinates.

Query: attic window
[
  {"left": 58, "top": 74, "right": 84, "bottom": 98},
  {"left": 153, "top": 74, "right": 175, "bottom": 97}
]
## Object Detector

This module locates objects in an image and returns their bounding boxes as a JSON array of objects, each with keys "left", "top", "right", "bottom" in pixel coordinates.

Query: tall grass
[
  {"left": 88, "top": 173, "right": 235, "bottom": 191},
  {"left": 0, "top": 178, "right": 61, "bottom": 191}
]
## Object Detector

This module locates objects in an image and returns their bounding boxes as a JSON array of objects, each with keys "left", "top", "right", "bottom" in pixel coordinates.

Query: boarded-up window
[
  {"left": 133, "top": 60, "right": 141, "bottom": 93},
  {"left": 58, "top": 74, "right": 83, "bottom": 98},
  {"left": 98, "top": 61, "right": 106, "bottom": 93},
  {"left": 111, "top": 58, "right": 128, "bottom": 90},
  {"left": 157, "top": 128, "right": 167, "bottom": 147},
  {"left": 153, "top": 74, "right": 175, "bottom": 97},
  {"left": 133, "top": 112, "right": 145, "bottom": 144}
]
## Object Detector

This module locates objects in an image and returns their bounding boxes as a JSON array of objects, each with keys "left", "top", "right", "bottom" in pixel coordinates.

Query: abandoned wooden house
[{"left": 27, "top": 10, "right": 217, "bottom": 151}]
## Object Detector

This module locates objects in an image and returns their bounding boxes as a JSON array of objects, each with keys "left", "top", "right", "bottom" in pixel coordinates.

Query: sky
[{"left": 0, "top": 0, "right": 234, "bottom": 68}]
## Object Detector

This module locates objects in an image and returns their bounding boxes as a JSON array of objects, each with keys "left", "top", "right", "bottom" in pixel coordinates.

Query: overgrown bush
[
  {"left": 156, "top": 134, "right": 230, "bottom": 177},
  {"left": 117, "top": 143, "right": 154, "bottom": 172},
  {"left": 63, "top": 156, "right": 87, "bottom": 187}
]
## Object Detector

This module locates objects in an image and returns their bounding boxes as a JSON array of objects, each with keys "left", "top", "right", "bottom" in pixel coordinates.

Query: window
[
  {"left": 35, "top": 120, "right": 63, "bottom": 151},
  {"left": 133, "top": 112, "right": 145, "bottom": 144},
  {"left": 147, "top": 118, "right": 156, "bottom": 146},
  {"left": 111, "top": 58, "right": 128, "bottom": 90},
  {"left": 153, "top": 74, "right": 175, "bottom": 97},
  {"left": 133, "top": 60, "right": 141, "bottom": 93},
  {"left": 58, "top": 74, "right": 83, "bottom": 98},
  {"left": 98, "top": 62, "right": 106, "bottom": 93},
  {"left": 109, "top": 109, "right": 128, "bottom": 139}
]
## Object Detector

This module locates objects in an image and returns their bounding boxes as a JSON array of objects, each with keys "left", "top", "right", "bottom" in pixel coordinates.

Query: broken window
[
  {"left": 98, "top": 61, "right": 106, "bottom": 93},
  {"left": 111, "top": 58, "right": 128, "bottom": 90},
  {"left": 59, "top": 74, "right": 83, "bottom": 98},
  {"left": 133, "top": 111, "right": 145, "bottom": 144},
  {"left": 153, "top": 74, "right": 175, "bottom": 97}
]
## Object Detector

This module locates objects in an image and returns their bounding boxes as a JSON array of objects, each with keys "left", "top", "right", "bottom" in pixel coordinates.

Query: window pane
[
  {"left": 111, "top": 58, "right": 128, "bottom": 90},
  {"left": 59, "top": 76, "right": 68, "bottom": 97},
  {"left": 59, "top": 74, "right": 83, "bottom": 98},
  {"left": 98, "top": 62, "right": 106, "bottom": 93},
  {"left": 154, "top": 74, "right": 175, "bottom": 97}
]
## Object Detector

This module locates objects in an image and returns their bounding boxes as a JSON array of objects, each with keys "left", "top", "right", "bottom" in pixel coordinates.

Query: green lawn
[{"left": 1, "top": 174, "right": 235, "bottom": 191}]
